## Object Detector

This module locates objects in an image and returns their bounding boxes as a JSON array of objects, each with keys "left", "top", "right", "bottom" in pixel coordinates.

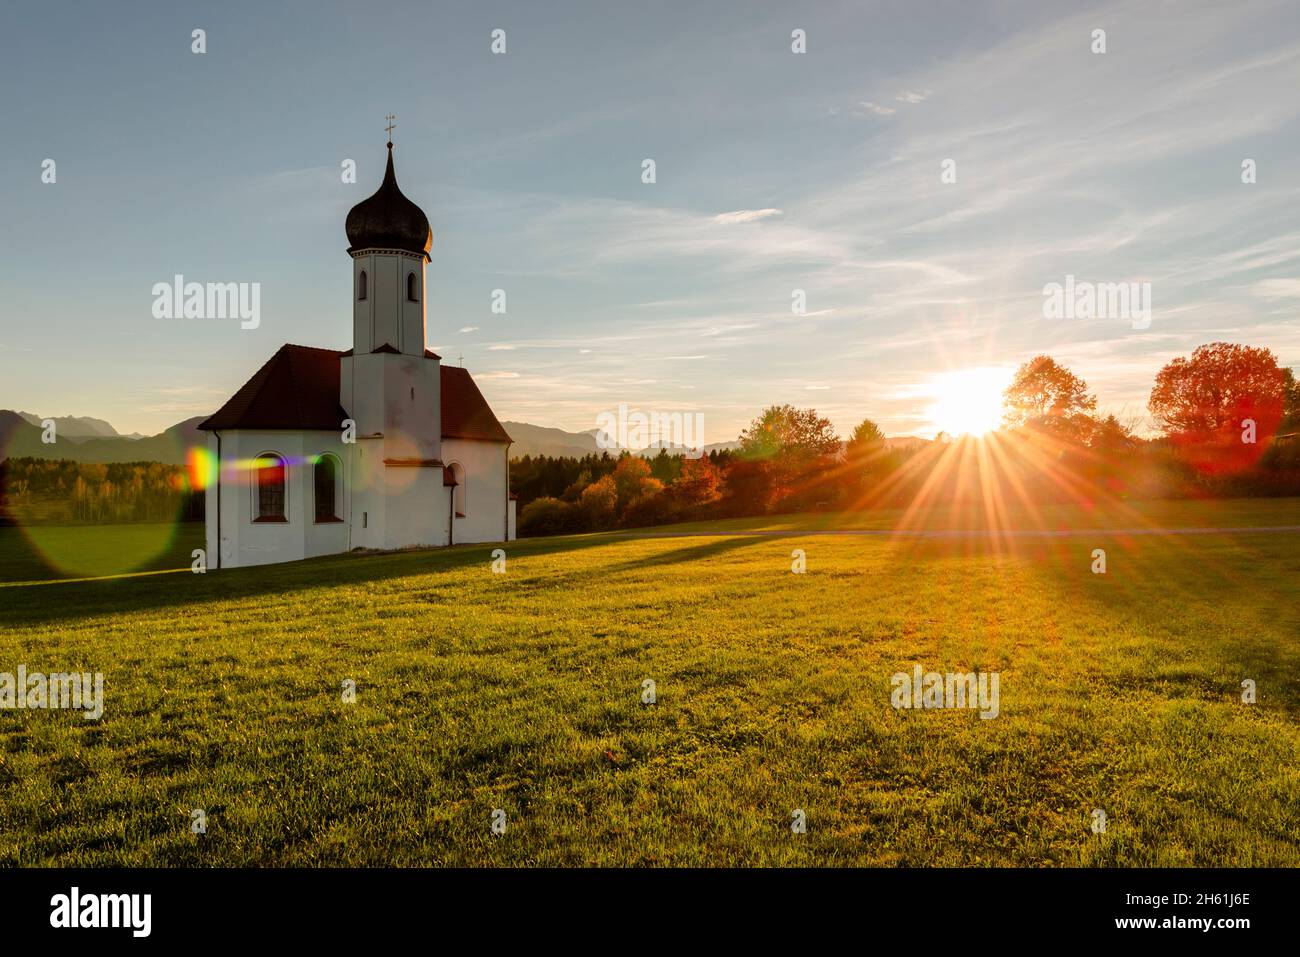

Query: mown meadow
[{"left": 1, "top": 498, "right": 1297, "bottom": 865}]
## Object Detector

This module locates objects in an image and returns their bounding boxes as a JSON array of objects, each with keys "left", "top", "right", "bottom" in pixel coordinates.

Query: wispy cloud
[
  {"left": 1251, "top": 278, "right": 1300, "bottom": 299},
  {"left": 713, "top": 208, "right": 783, "bottom": 224},
  {"left": 19, "top": 0, "right": 1299, "bottom": 440}
]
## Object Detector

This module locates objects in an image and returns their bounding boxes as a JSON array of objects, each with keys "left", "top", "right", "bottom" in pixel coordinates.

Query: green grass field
[
  {"left": 0, "top": 521, "right": 201, "bottom": 583},
  {"left": 1, "top": 499, "right": 1297, "bottom": 866}
]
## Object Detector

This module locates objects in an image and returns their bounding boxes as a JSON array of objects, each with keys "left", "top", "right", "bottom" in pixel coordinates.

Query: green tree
[
  {"left": 848, "top": 418, "right": 885, "bottom": 448},
  {"left": 738, "top": 405, "right": 840, "bottom": 464},
  {"left": 1088, "top": 415, "right": 1136, "bottom": 454},
  {"left": 737, "top": 405, "right": 840, "bottom": 511},
  {"left": 648, "top": 447, "right": 680, "bottom": 484},
  {"left": 1283, "top": 367, "right": 1300, "bottom": 432},
  {"left": 844, "top": 417, "right": 891, "bottom": 489}
]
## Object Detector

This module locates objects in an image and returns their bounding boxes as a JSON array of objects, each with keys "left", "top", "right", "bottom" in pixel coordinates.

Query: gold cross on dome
[{"left": 384, "top": 114, "right": 397, "bottom": 140}]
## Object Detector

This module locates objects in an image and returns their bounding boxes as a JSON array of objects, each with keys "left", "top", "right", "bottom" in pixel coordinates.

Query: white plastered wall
[
  {"left": 442, "top": 438, "right": 511, "bottom": 544},
  {"left": 204, "top": 429, "right": 350, "bottom": 568},
  {"left": 351, "top": 250, "right": 427, "bottom": 356}
]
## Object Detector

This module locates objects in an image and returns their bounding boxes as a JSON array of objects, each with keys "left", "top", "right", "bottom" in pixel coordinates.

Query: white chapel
[{"left": 198, "top": 140, "right": 516, "bottom": 569}]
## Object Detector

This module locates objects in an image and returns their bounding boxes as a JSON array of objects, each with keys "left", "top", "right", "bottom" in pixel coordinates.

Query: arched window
[
  {"left": 407, "top": 272, "right": 419, "bottom": 302},
  {"left": 253, "top": 453, "right": 287, "bottom": 523},
  {"left": 358, "top": 270, "right": 368, "bottom": 300},
  {"left": 313, "top": 453, "right": 343, "bottom": 522}
]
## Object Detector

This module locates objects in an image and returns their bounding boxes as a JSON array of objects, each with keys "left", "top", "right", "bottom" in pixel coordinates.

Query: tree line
[
  {"left": 515, "top": 341, "right": 1299, "bottom": 537},
  {"left": 2, "top": 341, "right": 1292, "bottom": 533},
  {"left": 0, "top": 459, "right": 203, "bottom": 526}
]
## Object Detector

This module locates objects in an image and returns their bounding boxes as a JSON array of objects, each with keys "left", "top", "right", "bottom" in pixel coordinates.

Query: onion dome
[{"left": 345, "top": 143, "right": 432, "bottom": 259}]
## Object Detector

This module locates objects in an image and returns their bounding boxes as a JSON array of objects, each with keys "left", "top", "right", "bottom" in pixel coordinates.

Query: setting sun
[{"left": 924, "top": 366, "right": 1014, "bottom": 437}]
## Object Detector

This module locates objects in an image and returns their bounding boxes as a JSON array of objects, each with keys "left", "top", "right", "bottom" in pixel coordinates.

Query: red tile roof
[
  {"left": 198, "top": 344, "right": 348, "bottom": 431},
  {"left": 198, "top": 344, "right": 511, "bottom": 444},
  {"left": 440, "top": 366, "right": 512, "bottom": 443}
]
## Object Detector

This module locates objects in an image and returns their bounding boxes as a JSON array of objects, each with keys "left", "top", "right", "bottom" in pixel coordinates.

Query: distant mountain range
[
  {"left": 0, "top": 411, "right": 929, "bottom": 466},
  {"left": 0, "top": 411, "right": 207, "bottom": 465},
  {"left": 12, "top": 412, "right": 130, "bottom": 439}
]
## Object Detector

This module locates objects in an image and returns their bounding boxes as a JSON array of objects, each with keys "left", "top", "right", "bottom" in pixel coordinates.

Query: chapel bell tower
[{"left": 338, "top": 121, "right": 444, "bottom": 549}]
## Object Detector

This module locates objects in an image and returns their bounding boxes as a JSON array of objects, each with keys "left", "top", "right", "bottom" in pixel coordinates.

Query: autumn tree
[
  {"left": 1148, "top": 342, "right": 1291, "bottom": 474},
  {"left": 671, "top": 454, "right": 722, "bottom": 508},
  {"left": 611, "top": 454, "right": 661, "bottom": 511},
  {"left": 718, "top": 458, "right": 773, "bottom": 515},
  {"left": 1150, "top": 342, "right": 1289, "bottom": 440},
  {"left": 1003, "top": 355, "right": 1097, "bottom": 440},
  {"left": 579, "top": 474, "right": 617, "bottom": 527}
]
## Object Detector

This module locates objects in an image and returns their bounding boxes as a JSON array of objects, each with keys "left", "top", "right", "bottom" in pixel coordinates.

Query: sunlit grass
[{"left": 0, "top": 499, "right": 1296, "bottom": 866}]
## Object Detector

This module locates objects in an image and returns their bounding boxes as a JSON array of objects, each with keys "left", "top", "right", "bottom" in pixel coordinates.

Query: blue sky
[{"left": 2, "top": 0, "right": 1298, "bottom": 441}]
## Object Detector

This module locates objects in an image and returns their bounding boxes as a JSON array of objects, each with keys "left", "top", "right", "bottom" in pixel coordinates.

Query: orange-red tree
[
  {"left": 1149, "top": 342, "right": 1289, "bottom": 472},
  {"left": 672, "top": 454, "right": 722, "bottom": 508},
  {"left": 1150, "top": 342, "right": 1288, "bottom": 437}
]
